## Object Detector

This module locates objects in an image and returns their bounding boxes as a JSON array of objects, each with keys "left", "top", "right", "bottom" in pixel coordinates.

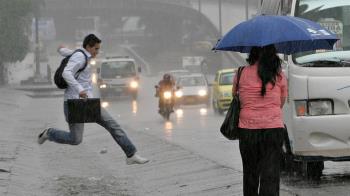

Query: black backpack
[{"left": 54, "top": 49, "right": 88, "bottom": 89}]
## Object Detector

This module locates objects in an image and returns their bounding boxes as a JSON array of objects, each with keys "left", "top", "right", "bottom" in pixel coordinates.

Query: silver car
[{"left": 174, "top": 73, "right": 210, "bottom": 106}]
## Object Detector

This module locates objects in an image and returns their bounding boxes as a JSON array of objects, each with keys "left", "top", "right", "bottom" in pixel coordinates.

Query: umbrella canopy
[{"left": 214, "top": 15, "right": 339, "bottom": 54}]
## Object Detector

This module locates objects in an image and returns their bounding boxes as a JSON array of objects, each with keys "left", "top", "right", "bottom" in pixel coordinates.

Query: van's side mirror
[
  {"left": 138, "top": 67, "right": 141, "bottom": 73},
  {"left": 96, "top": 68, "right": 100, "bottom": 74}
]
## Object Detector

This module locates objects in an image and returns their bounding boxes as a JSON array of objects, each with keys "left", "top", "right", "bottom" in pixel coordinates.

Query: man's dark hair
[{"left": 83, "top": 34, "right": 101, "bottom": 48}]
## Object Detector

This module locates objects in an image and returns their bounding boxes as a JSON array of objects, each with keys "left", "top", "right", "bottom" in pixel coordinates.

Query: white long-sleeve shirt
[{"left": 59, "top": 47, "right": 93, "bottom": 100}]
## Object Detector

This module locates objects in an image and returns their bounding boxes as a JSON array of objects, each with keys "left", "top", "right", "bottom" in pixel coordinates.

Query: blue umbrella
[{"left": 214, "top": 15, "right": 339, "bottom": 54}]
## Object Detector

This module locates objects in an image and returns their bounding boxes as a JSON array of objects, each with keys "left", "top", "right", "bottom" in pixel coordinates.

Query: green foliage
[{"left": 0, "top": 0, "right": 38, "bottom": 63}]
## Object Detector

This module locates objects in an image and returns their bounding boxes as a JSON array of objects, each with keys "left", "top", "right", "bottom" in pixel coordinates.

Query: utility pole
[
  {"left": 34, "top": 13, "right": 41, "bottom": 79},
  {"left": 198, "top": 0, "right": 202, "bottom": 24},
  {"left": 258, "top": 0, "right": 262, "bottom": 13},
  {"left": 218, "top": 0, "right": 222, "bottom": 36},
  {"left": 245, "top": 0, "right": 249, "bottom": 20},
  {"left": 33, "top": 0, "right": 47, "bottom": 83}
]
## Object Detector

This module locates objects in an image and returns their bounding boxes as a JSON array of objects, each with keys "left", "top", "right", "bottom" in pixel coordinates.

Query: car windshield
[
  {"left": 178, "top": 76, "right": 206, "bottom": 87},
  {"left": 167, "top": 70, "right": 189, "bottom": 79},
  {"left": 219, "top": 72, "right": 234, "bottom": 85},
  {"left": 100, "top": 61, "right": 136, "bottom": 79},
  {"left": 293, "top": 0, "right": 350, "bottom": 66}
]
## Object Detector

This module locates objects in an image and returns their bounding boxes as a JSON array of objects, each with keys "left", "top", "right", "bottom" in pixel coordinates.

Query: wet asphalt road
[
  {"left": 101, "top": 75, "right": 350, "bottom": 196},
  {"left": 1, "top": 75, "right": 350, "bottom": 195}
]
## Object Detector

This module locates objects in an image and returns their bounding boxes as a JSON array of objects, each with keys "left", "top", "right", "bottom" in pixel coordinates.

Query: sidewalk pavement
[
  {"left": 13, "top": 84, "right": 63, "bottom": 98},
  {"left": 0, "top": 87, "right": 27, "bottom": 195},
  {"left": 0, "top": 86, "right": 296, "bottom": 196}
]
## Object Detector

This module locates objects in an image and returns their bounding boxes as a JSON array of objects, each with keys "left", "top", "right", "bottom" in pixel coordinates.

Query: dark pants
[{"left": 239, "top": 128, "right": 283, "bottom": 196}]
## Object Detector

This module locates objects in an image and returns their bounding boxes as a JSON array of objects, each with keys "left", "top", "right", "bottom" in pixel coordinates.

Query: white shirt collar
[{"left": 81, "top": 48, "right": 92, "bottom": 59}]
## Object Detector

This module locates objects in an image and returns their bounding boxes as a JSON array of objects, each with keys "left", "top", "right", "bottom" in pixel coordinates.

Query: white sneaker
[
  {"left": 126, "top": 154, "right": 149, "bottom": 165},
  {"left": 37, "top": 128, "right": 50, "bottom": 144}
]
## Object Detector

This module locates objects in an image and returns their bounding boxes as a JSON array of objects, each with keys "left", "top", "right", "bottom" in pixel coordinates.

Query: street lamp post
[
  {"left": 33, "top": 0, "right": 47, "bottom": 83},
  {"left": 245, "top": 0, "right": 249, "bottom": 20},
  {"left": 218, "top": 0, "right": 222, "bottom": 36},
  {"left": 34, "top": 14, "right": 41, "bottom": 79},
  {"left": 198, "top": 0, "right": 202, "bottom": 24}
]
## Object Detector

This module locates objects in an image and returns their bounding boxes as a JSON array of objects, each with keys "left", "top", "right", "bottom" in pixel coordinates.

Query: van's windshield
[
  {"left": 293, "top": 0, "right": 350, "bottom": 66},
  {"left": 100, "top": 61, "right": 136, "bottom": 79}
]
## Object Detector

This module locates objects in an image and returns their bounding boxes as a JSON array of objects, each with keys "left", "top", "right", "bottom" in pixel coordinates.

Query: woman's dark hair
[
  {"left": 83, "top": 34, "right": 101, "bottom": 48},
  {"left": 246, "top": 47, "right": 262, "bottom": 65},
  {"left": 258, "top": 44, "right": 282, "bottom": 96}
]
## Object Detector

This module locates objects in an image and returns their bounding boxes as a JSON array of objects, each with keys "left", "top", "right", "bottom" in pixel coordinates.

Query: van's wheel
[
  {"left": 305, "top": 161, "right": 324, "bottom": 180},
  {"left": 280, "top": 125, "right": 305, "bottom": 176},
  {"left": 213, "top": 100, "right": 224, "bottom": 114},
  {"left": 218, "top": 108, "right": 224, "bottom": 115}
]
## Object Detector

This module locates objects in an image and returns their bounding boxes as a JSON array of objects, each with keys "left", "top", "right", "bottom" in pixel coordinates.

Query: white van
[
  {"left": 97, "top": 56, "right": 141, "bottom": 100},
  {"left": 272, "top": 0, "right": 350, "bottom": 179}
]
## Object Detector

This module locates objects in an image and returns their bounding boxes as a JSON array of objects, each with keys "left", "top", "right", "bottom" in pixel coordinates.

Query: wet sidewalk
[{"left": 0, "top": 87, "right": 27, "bottom": 195}]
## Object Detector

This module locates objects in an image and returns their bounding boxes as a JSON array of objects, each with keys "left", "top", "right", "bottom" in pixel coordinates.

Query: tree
[{"left": 0, "top": 0, "right": 38, "bottom": 85}]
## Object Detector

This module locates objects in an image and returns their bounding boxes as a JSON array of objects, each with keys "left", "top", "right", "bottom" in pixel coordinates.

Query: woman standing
[{"left": 233, "top": 45, "right": 288, "bottom": 196}]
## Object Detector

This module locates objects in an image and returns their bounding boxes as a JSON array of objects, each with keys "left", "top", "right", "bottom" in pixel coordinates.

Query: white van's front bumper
[{"left": 292, "top": 114, "right": 350, "bottom": 158}]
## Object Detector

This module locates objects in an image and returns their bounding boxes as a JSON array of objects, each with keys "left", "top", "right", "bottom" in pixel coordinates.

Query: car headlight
[
  {"left": 198, "top": 89, "right": 207, "bottom": 96},
  {"left": 175, "top": 90, "right": 183, "bottom": 98},
  {"left": 101, "top": 101, "right": 109, "bottom": 108},
  {"left": 163, "top": 91, "right": 172, "bottom": 99},
  {"left": 308, "top": 100, "right": 333, "bottom": 116},
  {"left": 130, "top": 81, "right": 138, "bottom": 88},
  {"left": 90, "top": 59, "right": 96, "bottom": 65},
  {"left": 295, "top": 100, "right": 333, "bottom": 116},
  {"left": 100, "top": 84, "right": 107, "bottom": 89}
]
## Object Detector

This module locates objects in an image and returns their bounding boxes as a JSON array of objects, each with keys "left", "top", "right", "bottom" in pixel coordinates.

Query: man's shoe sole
[
  {"left": 126, "top": 158, "right": 149, "bottom": 165},
  {"left": 37, "top": 129, "right": 49, "bottom": 144}
]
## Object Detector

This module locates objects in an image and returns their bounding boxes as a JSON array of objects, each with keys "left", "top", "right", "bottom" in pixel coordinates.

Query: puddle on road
[
  {"left": 51, "top": 175, "right": 131, "bottom": 196},
  {"left": 282, "top": 172, "right": 350, "bottom": 188},
  {"left": 0, "top": 168, "right": 10, "bottom": 173}
]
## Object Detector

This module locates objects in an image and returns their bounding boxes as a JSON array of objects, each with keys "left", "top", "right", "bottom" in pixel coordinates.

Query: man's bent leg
[
  {"left": 47, "top": 123, "right": 84, "bottom": 145},
  {"left": 96, "top": 108, "right": 136, "bottom": 157},
  {"left": 45, "top": 102, "right": 84, "bottom": 145}
]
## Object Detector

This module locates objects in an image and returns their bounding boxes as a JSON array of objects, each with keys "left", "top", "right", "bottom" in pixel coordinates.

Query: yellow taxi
[{"left": 212, "top": 68, "right": 237, "bottom": 114}]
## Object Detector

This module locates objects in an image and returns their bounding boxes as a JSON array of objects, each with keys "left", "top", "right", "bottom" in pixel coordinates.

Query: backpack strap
[
  {"left": 235, "top": 66, "right": 245, "bottom": 94},
  {"left": 73, "top": 49, "right": 88, "bottom": 79}
]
